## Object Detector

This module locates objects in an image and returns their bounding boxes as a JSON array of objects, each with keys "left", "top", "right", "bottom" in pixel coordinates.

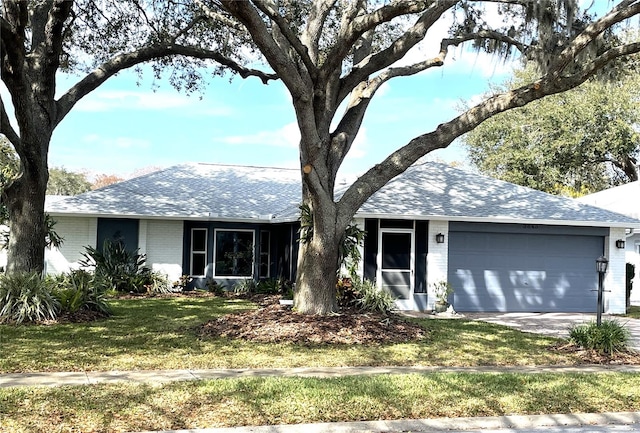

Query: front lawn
[
  {"left": 627, "top": 306, "right": 640, "bottom": 319},
  {"left": 0, "top": 295, "right": 581, "bottom": 373},
  {"left": 2, "top": 372, "right": 639, "bottom": 432}
]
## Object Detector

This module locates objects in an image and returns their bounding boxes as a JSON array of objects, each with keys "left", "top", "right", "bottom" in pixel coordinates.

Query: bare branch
[
  {"left": 549, "top": 0, "right": 640, "bottom": 75},
  {"left": 301, "top": 0, "right": 337, "bottom": 63},
  {"left": 252, "top": 0, "right": 317, "bottom": 79},
  {"left": 337, "top": 31, "right": 640, "bottom": 218},
  {"left": 55, "top": 43, "right": 277, "bottom": 126},
  {"left": 0, "top": 96, "right": 21, "bottom": 149},
  {"left": 219, "top": 0, "right": 308, "bottom": 100},
  {"left": 337, "top": 1, "right": 455, "bottom": 102},
  {"left": 322, "top": 0, "right": 442, "bottom": 81}
]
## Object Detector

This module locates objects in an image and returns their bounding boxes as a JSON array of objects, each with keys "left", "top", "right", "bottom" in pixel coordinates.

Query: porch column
[
  {"left": 427, "top": 220, "right": 449, "bottom": 310},
  {"left": 605, "top": 227, "right": 627, "bottom": 314}
]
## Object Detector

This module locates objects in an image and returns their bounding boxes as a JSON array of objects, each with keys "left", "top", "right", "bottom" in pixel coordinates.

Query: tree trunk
[
  {"left": 294, "top": 231, "right": 341, "bottom": 315},
  {"left": 294, "top": 196, "right": 343, "bottom": 315},
  {"left": 4, "top": 169, "right": 48, "bottom": 274}
]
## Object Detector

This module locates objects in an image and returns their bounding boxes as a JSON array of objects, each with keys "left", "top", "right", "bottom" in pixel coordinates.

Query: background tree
[
  {"left": 463, "top": 64, "right": 640, "bottom": 196},
  {"left": 206, "top": 1, "right": 639, "bottom": 314},
  {"left": 91, "top": 174, "right": 125, "bottom": 191},
  {"left": 1, "top": 0, "right": 274, "bottom": 274},
  {"left": 47, "top": 168, "right": 92, "bottom": 196}
]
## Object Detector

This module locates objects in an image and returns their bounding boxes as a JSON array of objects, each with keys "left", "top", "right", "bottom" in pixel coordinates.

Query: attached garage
[{"left": 448, "top": 222, "right": 606, "bottom": 312}]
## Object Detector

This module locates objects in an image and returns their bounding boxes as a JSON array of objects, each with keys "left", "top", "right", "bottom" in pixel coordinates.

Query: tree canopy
[
  {"left": 463, "top": 64, "right": 640, "bottom": 196},
  {"left": 47, "top": 168, "right": 92, "bottom": 196}
]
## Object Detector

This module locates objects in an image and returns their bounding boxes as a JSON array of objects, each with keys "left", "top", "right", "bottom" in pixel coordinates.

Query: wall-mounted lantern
[
  {"left": 615, "top": 239, "right": 626, "bottom": 249},
  {"left": 435, "top": 233, "right": 445, "bottom": 244},
  {"left": 595, "top": 255, "right": 609, "bottom": 326}
]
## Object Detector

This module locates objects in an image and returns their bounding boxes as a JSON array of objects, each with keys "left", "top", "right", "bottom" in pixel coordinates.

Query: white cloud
[
  {"left": 74, "top": 89, "right": 232, "bottom": 115},
  {"left": 82, "top": 134, "right": 150, "bottom": 149},
  {"left": 217, "top": 122, "right": 300, "bottom": 148}
]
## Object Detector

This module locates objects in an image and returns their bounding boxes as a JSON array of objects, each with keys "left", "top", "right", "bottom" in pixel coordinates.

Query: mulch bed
[
  {"left": 198, "top": 302, "right": 429, "bottom": 345},
  {"left": 550, "top": 341, "right": 640, "bottom": 365}
]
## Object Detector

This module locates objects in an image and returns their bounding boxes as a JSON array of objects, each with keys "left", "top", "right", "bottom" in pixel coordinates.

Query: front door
[{"left": 378, "top": 229, "right": 414, "bottom": 310}]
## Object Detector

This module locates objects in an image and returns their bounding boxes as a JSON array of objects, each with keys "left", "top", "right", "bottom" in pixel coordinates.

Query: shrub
[
  {"left": 50, "top": 270, "right": 112, "bottom": 316},
  {"left": 353, "top": 278, "right": 396, "bottom": 315},
  {"left": 569, "top": 320, "right": 630, "bottom": 354},
  {"left": 80, "top": 240, "right": 150, "bottom": 293},
  {"left": 256, "top": 278, "right": 281, "bottom": 295},
  {"left": 233, "top": 279, "right": 258, "bottom": 294},
  {"left": 0, "top": 272, "right": 59, "bottom": 323},
  {"left": 205, "top": 278, "right": 225, "bottom": 296}
]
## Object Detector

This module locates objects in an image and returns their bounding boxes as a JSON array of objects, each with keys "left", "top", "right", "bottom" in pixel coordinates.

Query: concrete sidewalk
[
  {"left": 3, "top": 364, "right": 640, "bottom": 389},
  {"left": 134, "top": 412, "right": 640, "bottom": 433}
]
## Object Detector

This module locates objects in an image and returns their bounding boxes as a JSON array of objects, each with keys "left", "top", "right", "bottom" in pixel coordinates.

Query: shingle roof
[
  {"left": 356, "top": 162, "right": 640, "bottom": 227},
  {"left": 576, "top": 181, "right": 640, "bottom": 220},
  {"left": 46, "top": 163, "right": 301, "bottom": 220},
  {"left": 45, "top": 161, "right": 640, "bottom": 228}
]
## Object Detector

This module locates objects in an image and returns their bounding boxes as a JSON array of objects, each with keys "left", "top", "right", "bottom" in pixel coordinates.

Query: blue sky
[
  {"left": 42, "top": 49, "right": 513, "bottom": 180},
  {"left": 2, "top": 1, "right": 621, "bottom": 181}
]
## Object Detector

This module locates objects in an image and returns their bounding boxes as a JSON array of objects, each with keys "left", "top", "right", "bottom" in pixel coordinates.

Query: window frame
[
  {"left": 190, "top": 228, "right": 208, "bottom": 277},
  {"left": 259, "top": 230, "right": 271, "bottom": 279},
  {"left": 213, "top": 228, "right": 255, "bottom": 278}
]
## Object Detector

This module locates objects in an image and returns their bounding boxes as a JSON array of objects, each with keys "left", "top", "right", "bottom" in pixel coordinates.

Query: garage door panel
[{"left": 449, "top": 232, "right": 601, "bottom": 312}]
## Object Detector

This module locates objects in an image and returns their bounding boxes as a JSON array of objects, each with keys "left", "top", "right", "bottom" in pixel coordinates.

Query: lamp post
[{"left": 595, "top": 255, "right": 609, "bottom": 326}]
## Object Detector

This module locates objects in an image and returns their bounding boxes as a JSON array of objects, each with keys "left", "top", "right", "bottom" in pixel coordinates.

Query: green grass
[
  {"left": 2, "top": 372, "right": 639, "bottom": 432},
  {"left": 0, "top": 297, "right": 579, "bottom": 373},
  {"left": 626, "top": 306, "right": 640, "bottom": 319}
]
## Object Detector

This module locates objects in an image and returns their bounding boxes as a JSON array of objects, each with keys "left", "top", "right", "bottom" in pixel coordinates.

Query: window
[
  {"left": 259, "top": 231, "right": 271, "bottom": 278},
  {"left": 190, "top": 228, "right": 207, "bottom": 276},
  {"left": 214, "top": 230, "right": 254, "bottom": 277}
]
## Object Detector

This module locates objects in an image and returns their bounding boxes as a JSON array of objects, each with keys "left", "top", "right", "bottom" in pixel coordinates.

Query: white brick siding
[
  {"left": 143, "top": 219, "right": 184, "bottom": 282},
  {"left": 606, "top": 227, "right": 627, "bottom": 314},
  {"left": 427, "top": 220, "right": 449, "bottom": 310},
  {"left": 53, "top": 216, "right": 98, "bottom": 263}
]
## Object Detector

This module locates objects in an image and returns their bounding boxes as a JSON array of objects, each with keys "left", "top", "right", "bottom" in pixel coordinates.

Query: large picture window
[
  {"left": 214, "top": 230, "right": 254, "bottom": 277},
  {"left": 190, "top": 228, "right": 207, "bottom": 276}
]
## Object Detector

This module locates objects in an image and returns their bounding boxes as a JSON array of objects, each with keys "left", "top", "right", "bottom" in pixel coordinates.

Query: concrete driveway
[{"left": 463, "top": 312, "right": 640, "bottom": 350}]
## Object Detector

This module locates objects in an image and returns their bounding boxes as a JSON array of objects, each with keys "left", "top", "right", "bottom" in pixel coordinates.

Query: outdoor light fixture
[
  {"left": 435, "top": 233, "right": 445, "bottom": 244},
  {"left": 616, "top": 239, "right": 626, "bottom": 249},
  {"left": 596, "top": 255, "right": 609, "bottom": 274},
  {"left": 595, "top": 255, "right": 609, "bottom": 326}
]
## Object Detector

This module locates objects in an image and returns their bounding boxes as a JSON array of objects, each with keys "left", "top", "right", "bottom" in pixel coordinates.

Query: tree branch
[
  {"left": 55, "top": 43, "right": 278, "bottom": 127},
  {"left": 0, "top": 96, "right": 21, "bottom": 149},
  {"left": 301, "top": 0, "right": 337, "bottom": 63},
  {"left": 252, "top": 0, "right": 317, "bottom": 80},
  {"left": 218, "top": 0, "right": 308, "bottom": 100},
  {"left": 337, "top": 30, "right": 640, "bottom": 218},
  {"left": 337, "top": 1, "right": 455, "bottom": 103},
  {"left": 549, "top": 0, "right": 640, "bottom": 76},
  {"left": 321, "top": 0, "right": 439, "bottom": 78}
]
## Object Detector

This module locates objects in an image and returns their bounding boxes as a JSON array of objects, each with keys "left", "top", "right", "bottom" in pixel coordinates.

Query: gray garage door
[{"left": 448, "top": 231, "right": 603, "bottom": 312}]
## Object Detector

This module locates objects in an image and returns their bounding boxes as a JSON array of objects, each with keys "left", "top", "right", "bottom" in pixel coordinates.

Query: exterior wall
[
  {"left": 426, "top": 220, "right": 449, "bottom": 310},
  {"left": 56, "top": 216, "right": 98, "bottom": 262},
  {"left": 143, "top": 219, "right": 184, "bottom": 283},
  {"left": 605, "top": 227, "right": 628, "bottom": 314},
  {"left": 627, "top": 232, "right": 640, "bottom": 306}
]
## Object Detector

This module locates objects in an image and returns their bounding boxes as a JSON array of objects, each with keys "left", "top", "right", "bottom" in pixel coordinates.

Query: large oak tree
[
  {"left": 1, "top": 0, "right": 274, "bottom": 274},
  {"left": 2, "top": 1, "right": 640, "bottom": 315},
  {"left": 208, "top": 0, "right": 639, "bottom": 314}
]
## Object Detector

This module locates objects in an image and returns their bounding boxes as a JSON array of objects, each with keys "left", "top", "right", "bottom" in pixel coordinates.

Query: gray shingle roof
[
  {"left": 45, "top": 161, "right": 640, "bottom": 228},
  {"left": 357, "top": 162, "right": 640, "bottom": 227},
  {"left": 46, "top": 163, "right": 301, "bottom": 220}
]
